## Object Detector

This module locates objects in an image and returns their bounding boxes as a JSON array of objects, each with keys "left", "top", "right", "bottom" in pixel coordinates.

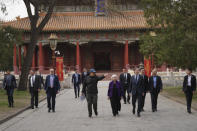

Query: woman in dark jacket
[{"left": 108, "top": 74, "right": 123, "bottom": 116}]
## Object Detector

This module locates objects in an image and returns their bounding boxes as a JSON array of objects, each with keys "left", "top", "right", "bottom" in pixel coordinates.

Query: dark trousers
[
  {"left": 6, "top": 88, "right": 14, "bottom": 107},
  {"left": 110, "top": 97, "right": 121, "bottom": 116},
  {"left": 123, "top": 86, "right": 130, "bottom": 103},
  {"left": 132, "top": 92, "right": 142, "bottom": 113},
  {"left": 141, "top": 93, "right": 146, "bottom": 109},
  {"left": 30, "top": 90, "right": 39, "bottom": 108},
  {"left": 86, "top": 94, "right": 98, "bottom": 116},
  {"left": 74, "top": 84, "right": 80, "bottom": 98},
  {"left": 151, "top": 91, "right": 159, "bottom": 110},
  {"left": 185, "top": 91, "right": 193, "bottom": 111},
  {"left": 47, "top": 88, "right": 56, "bottom": 110}
]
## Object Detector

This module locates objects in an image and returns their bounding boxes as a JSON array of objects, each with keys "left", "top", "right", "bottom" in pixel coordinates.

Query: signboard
[
  {"left": 96, "top": 0, "right": 105, "bottom": 15},
  {"left": 56, "top": 57, "right": 64, "bottom": 81}
]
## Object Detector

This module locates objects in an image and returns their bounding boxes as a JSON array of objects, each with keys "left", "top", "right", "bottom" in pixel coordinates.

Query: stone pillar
[
  {"left": 13, "top": 44, "right": 18, "bottom": 74},
  {"left": 76, "top": 41, "right": 80, "bottom": 70},
  {"left": 18, "top": 46, "right": 22, "bottom": 71},
  {"left": 39, "top": 42, "right": 44, "bottom": 72},
  {"left": 124, "top": 40, "right": 129, "bottom": 68}
]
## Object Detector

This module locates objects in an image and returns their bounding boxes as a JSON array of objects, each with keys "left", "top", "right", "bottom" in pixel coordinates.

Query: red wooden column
[
  {"left": 18, "top": 46, "right": 22, "bottom": 71},
  {"left": 124, "top": 40, "right": 129, "bottom": 68},
  {"left": 39, "top": 42, "right": 44, "bottom": 72},
  {"left": 31, "top": 50, "right": 36, "bottom": 70},
  {"left": 13, "top": 44, "right": 18, "bottom": 74},
  {"left": 76, "top": 41, "right": 81, "bottom": 70}
]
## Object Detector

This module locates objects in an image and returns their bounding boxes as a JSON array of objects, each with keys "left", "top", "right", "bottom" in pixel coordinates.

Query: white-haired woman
[{"left": 108, "top": 74, "right": 123, "bottom": 116}]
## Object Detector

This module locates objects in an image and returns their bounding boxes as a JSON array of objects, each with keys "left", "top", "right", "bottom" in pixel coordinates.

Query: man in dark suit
[
  {"left": 45, "top": 69, "right": 61, "bottom": 112},
  {"left": 3, "top": 70, "right": 17, "bottom": 107},
  {"left": 119, "top": 68, "right": 131, "bottom": 104},
  {"left": 130, "top": 68, "right": 144, "bottom": 117},
  {"left": 182, "top": 68, "right": 196, "bottom": 114},
  {"left": 72, "top": 70, "right": 81, "bottom": 98},
  {"left": 29, "top": 70, "right": 42, "bottom": 109},
  {"left": 81, "top": 68, "right": 89, "bottom": 84},
  {"left": 149, "top": 69, "right": 163, "bottom": 112},
  {"left": 38, "top": 71, "right": 45, "bottom": 88},
  {"left": 140, "top": 68, "right": 149, "bottom": 111}
]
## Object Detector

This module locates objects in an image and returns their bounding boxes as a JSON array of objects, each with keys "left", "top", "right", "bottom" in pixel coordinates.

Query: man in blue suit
[
  {"left": 130, "top": 68, "right": 144, "bottom": 117},
  {"left": 72, "top": 70, "right": 81, "bottom": 98},
  {"left": 45, "top": 69, "right": 61, "bottom": 113}
]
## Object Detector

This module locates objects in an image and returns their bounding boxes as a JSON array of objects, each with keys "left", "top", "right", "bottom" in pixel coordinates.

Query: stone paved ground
[{"left": 1, "top": 82, "right": 197, "bottom": 131}]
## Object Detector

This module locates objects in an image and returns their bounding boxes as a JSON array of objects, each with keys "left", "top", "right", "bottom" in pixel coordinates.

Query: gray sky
[{"left": 0, "top": 0, "right": 27, "bottom": 21}]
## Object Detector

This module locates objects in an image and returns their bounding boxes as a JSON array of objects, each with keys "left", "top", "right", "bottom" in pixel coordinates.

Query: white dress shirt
[
  {"left": 31, "top": 75, "right": 35, "bottom": 87},
  {"left": 188, "top": 75, "right": 192, "bottom": 86}
]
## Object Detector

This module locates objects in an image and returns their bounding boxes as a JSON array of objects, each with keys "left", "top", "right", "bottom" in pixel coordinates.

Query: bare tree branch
[
  {"left": 37, "top": 0, "right": 56, "bottom": 32},
  {"left": 23, "top": 0, "right": 33, "bottom": 21}
]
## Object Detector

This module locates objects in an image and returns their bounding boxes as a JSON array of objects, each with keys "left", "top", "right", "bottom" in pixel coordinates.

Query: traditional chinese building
[{"left": 4, "top": 0, "right": 152, "bottom": 73}]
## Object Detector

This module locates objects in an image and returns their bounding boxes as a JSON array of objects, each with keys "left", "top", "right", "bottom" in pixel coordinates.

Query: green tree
[
  {"left": 0, "top": 26, "right": 22, "bottom": 71},
  {"left": 140, "top": 0, "right": 197, "bottom": 69}
]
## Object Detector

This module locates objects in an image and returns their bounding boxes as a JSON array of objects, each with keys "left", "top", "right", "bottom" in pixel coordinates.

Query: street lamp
[
  {"left": 149, "top": 31, "right": 157, "bottom": 69},
  {"left": 48, "top": 33, "right": 58, "bottom": 70}
]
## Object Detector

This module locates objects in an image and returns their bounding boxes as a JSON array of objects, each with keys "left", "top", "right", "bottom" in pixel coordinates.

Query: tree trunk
[{"left": 18, "top": 31, "right": 38, "bottom": 90}]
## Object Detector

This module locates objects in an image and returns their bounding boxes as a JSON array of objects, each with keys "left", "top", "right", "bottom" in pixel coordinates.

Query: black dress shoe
[
  {"left": 48, "top": 109, "right": 51, "bottom": 113},
  {"left": 133, "top": 109, "right": 135, "bottom": 114},
  {"left": 137, "top": 113, "right": 141, "bottom": 117},
  {"left": 52, "top": 110, "right": 55, "bottom": 113},
  {"left": 95, "top": 112, "right": 98, "bottom": 116},
  {"left": 188, "top": 110, "right": 192, "bottom": 114},
  {"left": 152, "top": 109, "right": 155, "bottom": 112},
  {"left": 89, "top": 114, "right": 92, "bottom": 118},
  {"left": 31, "top": 107, "right": 34, "bottom": 109}
]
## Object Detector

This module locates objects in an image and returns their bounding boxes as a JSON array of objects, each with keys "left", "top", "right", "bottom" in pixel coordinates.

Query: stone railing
[{"left": 160, "top": 72, "right": 196, "bottom": 87}]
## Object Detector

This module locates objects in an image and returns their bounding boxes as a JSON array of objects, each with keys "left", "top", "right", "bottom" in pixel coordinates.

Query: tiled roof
[{"left": 3, "top": 10, "right": 149, "bottom": 31}]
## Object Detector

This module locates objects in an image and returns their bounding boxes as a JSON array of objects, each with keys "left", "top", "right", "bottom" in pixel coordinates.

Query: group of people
[
  {"left": 77, "top": 67, "right": 162, "bottom": 117},
  {"left": 1, "top": 67, "right": 196, "bottom": 118},
  {"left": 3, "top": 69, "right": 61, "bottom": 113},
  {"left": 28, "top": 69, "right": 61, "bottom": 112},
  {"left": 72, "top": 67, "right": 196, "bottom": 118}
]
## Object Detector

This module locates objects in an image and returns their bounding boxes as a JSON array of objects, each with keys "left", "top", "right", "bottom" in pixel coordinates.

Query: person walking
[
  {"left": 29, "top": 70, "right": 42, "bottom": 109},
  {"left": 82, "top": 69, "right": 108, "bottom": 118},
  {"left": 72, "top": 70, "right": 81, "bottom": 98},
  {"left": 45, "top": 69, "right": 61, "bottom": 113},
  {"left": 3, "top": 70, "right": 17, "bottom": 107},
  {"left": 108, "top": 74, "right": 123, "bottom": 117},
  {"left": 119, "top": 68, "right": 131, "bottom": 104},
  {"left": 140, "top": 68, "right": 149, "bottom": 111},
  {"left": 149, "top": 69, "right": 163, "bottom": 112},
  {"left": 183, "top": 68, "right": 196, "bottom": 114},
  {"left": 130, "top": 68, "right": 144, "bottom": 117},
  {"left": 81, "top": 68, "right": 89, "bottom": 84}
]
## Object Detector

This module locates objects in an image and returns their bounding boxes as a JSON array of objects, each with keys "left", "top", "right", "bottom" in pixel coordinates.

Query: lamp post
[
  {"left": 150, "top": 31, "right": 156, "bottom": 70},
  {"left": 49, "top": 33, "right": 58, "bottom": 71}
]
